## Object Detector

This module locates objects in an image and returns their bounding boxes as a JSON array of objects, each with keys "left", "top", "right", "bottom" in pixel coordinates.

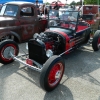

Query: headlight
[{"left": 46, "top": 49, "right": 53, "bottom": 58}]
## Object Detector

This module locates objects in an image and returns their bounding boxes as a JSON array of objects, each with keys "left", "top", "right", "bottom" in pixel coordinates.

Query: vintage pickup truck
[
  {"left": 82, "top": 5, "right": 100, "bottom": 32},
  {"left": 0, "top": 1, "right": 47, "bottom": 42}
]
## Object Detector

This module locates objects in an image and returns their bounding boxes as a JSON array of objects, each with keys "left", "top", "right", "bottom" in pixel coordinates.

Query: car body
[
  {"left": 1, "top": 10, "right": 100, "bottom": 92},
  {"left": 0, "top": 1, "right": 47, "bottom": 42},
  {"left": 82, "top": 5, "right": 100, "bottom": 31}
]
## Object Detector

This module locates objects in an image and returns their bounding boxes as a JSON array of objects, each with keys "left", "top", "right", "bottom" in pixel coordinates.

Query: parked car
[
  {"left": 0, "top": 10, "right": 100, "bottom": 92},
  {"left": 82, "top": 5, "right": 100, "bottom": 32},
  {"left": 0, "top": 1, "right": 47, "bottom": 42}
]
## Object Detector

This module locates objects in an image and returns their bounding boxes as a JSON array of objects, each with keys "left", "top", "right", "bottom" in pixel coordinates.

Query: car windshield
[
  {"left": 0, "top": 4, "right": 18, "bottom": 17},
  {"left": 48, "top": 10, "right": 79, "bottom": 30}
]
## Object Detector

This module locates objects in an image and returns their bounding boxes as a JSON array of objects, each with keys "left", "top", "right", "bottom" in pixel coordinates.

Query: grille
[
  {"left": 28, "top": 39, "right": 47, "bottom": 64},
  {"left": 82, "top": 14, "right": 94, "bottom": 20}
]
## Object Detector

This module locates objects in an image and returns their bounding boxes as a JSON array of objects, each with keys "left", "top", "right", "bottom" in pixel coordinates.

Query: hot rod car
[{"left": 0, "top": 10, "right": 100, "bottom": 92}]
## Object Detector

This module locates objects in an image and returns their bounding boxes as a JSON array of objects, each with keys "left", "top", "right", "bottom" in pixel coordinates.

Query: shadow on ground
[{"left": 44, "top": 84, "right": 73, "bottom": 100}]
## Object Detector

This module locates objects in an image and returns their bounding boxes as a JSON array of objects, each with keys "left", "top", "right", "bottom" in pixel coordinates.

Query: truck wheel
[
  {"left": 0, "top": 40, "right": 19, "bottom": 64},
  {"left": 92, "top": 30, "right": 100, "bottom": 51},
  {"left": 40, "top": 55, "right": 65, "bottom": 92}
]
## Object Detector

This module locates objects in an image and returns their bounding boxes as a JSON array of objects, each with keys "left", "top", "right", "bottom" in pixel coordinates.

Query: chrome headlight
[{"left": 46, "top": 49, "right": 53, "bottom": 58}]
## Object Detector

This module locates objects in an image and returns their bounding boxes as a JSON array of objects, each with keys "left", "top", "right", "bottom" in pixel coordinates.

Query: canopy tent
[{"left": 0, "top": 0, "right": 43, "bottom": 4}]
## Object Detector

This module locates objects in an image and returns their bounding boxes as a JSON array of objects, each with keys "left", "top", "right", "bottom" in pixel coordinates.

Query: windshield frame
[{"left": 48, "top": 10, "right": 79, "bottom": 31}]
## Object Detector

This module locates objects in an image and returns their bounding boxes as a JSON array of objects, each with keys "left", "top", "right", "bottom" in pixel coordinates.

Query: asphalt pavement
[{"left": 0, "top": 43, "right": 100, "bottom": 100}]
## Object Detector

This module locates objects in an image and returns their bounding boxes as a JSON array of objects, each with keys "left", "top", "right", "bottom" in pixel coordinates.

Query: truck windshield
[{"left": 0, "top": 4, "right": 18, "bottom": 17}]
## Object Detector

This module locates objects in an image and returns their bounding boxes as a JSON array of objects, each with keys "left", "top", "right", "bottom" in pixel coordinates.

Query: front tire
[
  {"left": 40, "top": 56, "right": 65, "bottom": 92},
  {"left": 92, "top": 30, "right": 100, "bottom": 51},
  {"left": 0, "top": 40, "right": 19, "bottom": 64}
]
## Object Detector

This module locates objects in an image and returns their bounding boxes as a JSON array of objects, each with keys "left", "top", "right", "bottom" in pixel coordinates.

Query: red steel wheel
[
  {"left": 92, "top": 30, "right": 100, "bottom": 51},
  {"left": 48, "top": 63, "right": 64, "bottom": 87},
  {"left": 40, "top": 55, "right": 65, "bottom": 92},
  {"left": 0, "top": 40, "right": 19, "bottom": 64}
]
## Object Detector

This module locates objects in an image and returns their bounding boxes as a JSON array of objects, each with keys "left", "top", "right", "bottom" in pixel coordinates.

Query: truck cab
[{"left": 0, "top": 1, "right": 47, "bottom": 42}]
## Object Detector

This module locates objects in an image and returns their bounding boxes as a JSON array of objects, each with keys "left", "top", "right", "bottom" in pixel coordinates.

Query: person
[
  {"left": 35, "top": 1, "right": 40, "bottom": 15},
  {"left": 53, "top": 2, "right": 60, "bottom": 10},
  {"left": 49, "top": 5, "right": 52, "bottom": 10},
  {"left": 41, "top": 4, "right": 48, "bottom": 15},
  {"left": 68, "top": 13, "right": 77, "bottom": 21}
]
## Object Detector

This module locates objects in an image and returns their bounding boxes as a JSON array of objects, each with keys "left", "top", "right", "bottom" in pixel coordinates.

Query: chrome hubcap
[
  {"left": 3, "top": 46, "right": 14, "bottom": 59},
  {"left": 55, "top": 71, "right": 61, "bottom": 79}
]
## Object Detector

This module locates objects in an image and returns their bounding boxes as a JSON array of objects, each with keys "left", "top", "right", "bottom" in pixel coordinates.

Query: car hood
[
  {"left": 0, "top": 17, "right": 16, "bottom": 27},
  {"left": 45, "top": 28, "right": 70, "bottom": 42}
]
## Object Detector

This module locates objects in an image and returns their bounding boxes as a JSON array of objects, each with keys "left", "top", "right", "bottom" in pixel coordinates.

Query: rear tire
[
  {"left": 40, "top": 55, "right": 65, "bottom": 92},
  {"left": 0, "top": 40, "right": 19, "bottom": 64},
  {"left": 92, "top": 30, "right": 100, "bottom": 51}
]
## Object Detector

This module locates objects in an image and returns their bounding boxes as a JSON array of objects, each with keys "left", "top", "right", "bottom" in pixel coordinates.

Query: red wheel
[
  {"left": 92, "top": 30, "right": 100, "bottom": 51},
  {"left": 48, "top": 63, "right": 63, "bottom": 87},
  {"left": 40, "top": 56, "right": 65, "bottom": 92},
  {"left": 0, "top": 40, "right": 19, "bottom": 64}
]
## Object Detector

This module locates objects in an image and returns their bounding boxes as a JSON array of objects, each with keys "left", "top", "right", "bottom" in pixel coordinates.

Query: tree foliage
[
  {"left": 69, "top": 0, "right": 100, "bottom": 5},
  {"left": 70, "top": 1, "right": 76, "bottom": 5},
  {"left": 84, "top": 0, "right": 100, "bottom": 5}
]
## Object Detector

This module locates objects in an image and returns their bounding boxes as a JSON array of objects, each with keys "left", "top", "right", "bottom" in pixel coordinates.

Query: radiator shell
[{"left": 28, "top": 39, "right": 47, "bottom": 64}]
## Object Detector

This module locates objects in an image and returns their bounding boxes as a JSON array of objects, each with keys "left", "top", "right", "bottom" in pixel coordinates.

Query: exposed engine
[
  {"left": 33, "top": 32, "right": 64, "bottom": 57},
  {"left": 27, "top": 32, "right": 65, "bottom": 64}
]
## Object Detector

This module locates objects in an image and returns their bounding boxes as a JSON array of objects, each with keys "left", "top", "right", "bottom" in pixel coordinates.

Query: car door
[
  {"left": 75, "top": 30, "right": 86, "bottom": 46},
  {"left": 19, "top": 5, "right": 36, "bottom": 41},
  {"left": 75, "top": 21, "right": 90, "bottom": 46}
]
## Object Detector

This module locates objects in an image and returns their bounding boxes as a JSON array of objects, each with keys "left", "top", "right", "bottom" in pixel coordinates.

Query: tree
[
  {"left": 76, "top": 1, "right": 81, "bottom": 5},
  {"left": 70, "top": 1, "right": 76, "bottom": 5},
  {"left": 84, "top": 0, "right": 100, "bottom": 5},
  {"left": 45, "top": 2, "right": 50, "bottom": 5}
]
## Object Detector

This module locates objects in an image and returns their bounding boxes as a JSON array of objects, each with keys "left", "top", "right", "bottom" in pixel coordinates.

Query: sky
[{"left": 43, "top": 0, "right": 80, "bottom": 4}]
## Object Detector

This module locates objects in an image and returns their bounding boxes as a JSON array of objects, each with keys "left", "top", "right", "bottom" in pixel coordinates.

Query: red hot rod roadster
[{"left": 0, "top": 10, "right": 100, "bottom": 92}]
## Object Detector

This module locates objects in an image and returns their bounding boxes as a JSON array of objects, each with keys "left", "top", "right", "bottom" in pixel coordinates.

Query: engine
[
  {"left": 34, "top": 32, "right": 63, "bottom": 55},
  {"left": 28, "top": 32, "right": 64, "bottom": 64}
]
